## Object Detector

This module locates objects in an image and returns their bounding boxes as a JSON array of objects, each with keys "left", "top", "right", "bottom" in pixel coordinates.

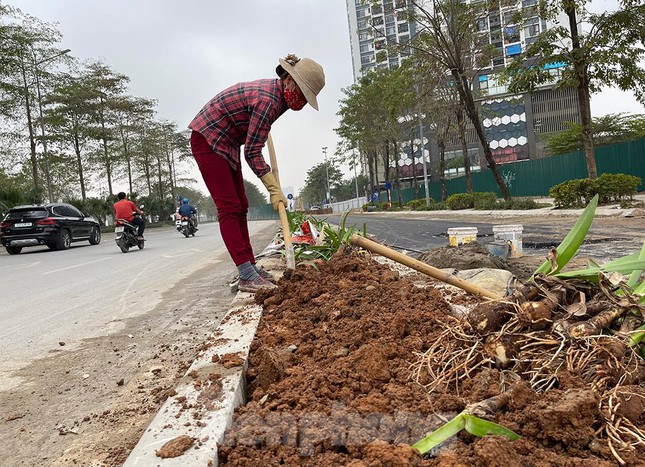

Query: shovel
[{"left": 267, "top": 133, "right": 296, "bottom": 270}]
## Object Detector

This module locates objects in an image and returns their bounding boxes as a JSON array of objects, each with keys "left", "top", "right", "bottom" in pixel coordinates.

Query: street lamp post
[
  {"left": 322, "top": 146, "right": 331, "bottom": 206},
  {"left": 418, "top": 114, "right": 431, "bottom": 207},
  {"left": 352, "top": 151, "right": 360, "bottom": 208},
  {"left": 33, "top": 48, "right": 71, "bottom": 202}
]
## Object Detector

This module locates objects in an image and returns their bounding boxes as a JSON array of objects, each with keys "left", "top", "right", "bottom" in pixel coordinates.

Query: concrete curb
[{"left": 123, "top": 291, "right": 263, "bottom": 466}]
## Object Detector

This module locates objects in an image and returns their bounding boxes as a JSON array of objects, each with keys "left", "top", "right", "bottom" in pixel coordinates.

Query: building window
[
  {"left": 524, "top": 23, "right": 540, "bottom": 37},
  {"left": 373, "top": 16, "right": 384, "bottom": 26},
  {"left": 503, "top": 10, "right": 519, "bottom": 26},
  {"left": 361, "top": 53, "right": 375, "bottom": 65},
  {"left": 486, "top": 75, "right": 508, "bottom": 95},
  {"left": 360, "top": 44, "right": 372, "bottom": 53},
  {"left": 375, "top": 40, "right": 385, "bottom": 50},
  {"left": 504, "top": 26, "right": 520, "bottom": 43},
  {"left": 395, "top": 0, "right": 407, "bottom": 8},
  {"left": 478, "top": 74, "right": 489, "bottom": 89},
  {"left": 398, "top": 22, "right": 409, "bottom": 33},
  {"left": 386, "top": 25, "right": 396, "bottom": 35}
]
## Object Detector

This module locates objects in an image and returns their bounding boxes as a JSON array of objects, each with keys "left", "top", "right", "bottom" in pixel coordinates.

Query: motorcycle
[
  {"left": 175, "top": 215, "right": 197, "bottom": 238},
  {"left": 115, "top": 209, "right": 145, "bottom": 253}
]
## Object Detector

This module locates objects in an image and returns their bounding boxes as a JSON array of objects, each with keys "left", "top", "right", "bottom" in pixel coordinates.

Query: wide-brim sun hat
[{"left": 276, "top": 54, "right": 325, "bottom": 111}]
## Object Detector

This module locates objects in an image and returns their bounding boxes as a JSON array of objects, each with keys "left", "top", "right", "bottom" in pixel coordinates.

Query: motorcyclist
[
  {"left": 113, "top": 192, "right": 145, "bottom": 240},
  {"left": 177, "top": 198, "right": 198, "bottom": 230}
]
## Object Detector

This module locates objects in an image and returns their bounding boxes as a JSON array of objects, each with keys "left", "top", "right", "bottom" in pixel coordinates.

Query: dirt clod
[{"left": 155, "top": 435, "right": 195, "bottom": 458}]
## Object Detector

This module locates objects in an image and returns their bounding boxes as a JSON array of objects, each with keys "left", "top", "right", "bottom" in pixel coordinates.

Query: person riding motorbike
[
  {"left": 113, "top": 192, "right": 145, "bottom": 240},
  {"left": 177, "top": 198, "right": 198, "bottom": 230}
]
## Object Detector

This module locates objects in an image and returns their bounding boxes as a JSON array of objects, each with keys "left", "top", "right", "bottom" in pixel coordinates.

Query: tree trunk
[
  {"left": 452, "top": 70, "right": 511, "bottom": 200},
  {"left": 20, "top": 59, "right": 40, "bottom": 191},
  {"left": 438, "top": 126, "right": 448, "bottom": 202},
  {"left": 383, "top": 141, "right": 390, "bottom": 189},
  {"left": 156, "top": 155, "right": 164, "bottom": 199},
  {"left": 439, "top": 139, "right": 447, "bottom": 202},
  {"left": 73, "top": 132, "right": 86, "bottom": 200},
  {"left": 371, "top": 151, "right": 380, "bottom": 203},
  {"left": 99, "top": 96, "right": 114, "bottom": 195},
  {"left": 566, "top": 5, "right": 597, "bottom": 179},
  {"left": 393, "top": 140, "right": 403, "bottom": 207},
  {"left": 410, "top": 138, "right": 419, "bottom": 198},
  {"left": 457, "top": 105, "right": 473, "bottom": 193}
]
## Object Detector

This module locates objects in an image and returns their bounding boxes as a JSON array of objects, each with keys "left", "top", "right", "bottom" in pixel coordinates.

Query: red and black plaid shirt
[{"left": 188, "top": 78, "right": 288, "bottom": 177}]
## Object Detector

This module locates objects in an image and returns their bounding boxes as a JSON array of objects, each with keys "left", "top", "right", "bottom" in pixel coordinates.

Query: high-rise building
[{"left": 345, "top": 0, "right": 581, "bottom": 183}]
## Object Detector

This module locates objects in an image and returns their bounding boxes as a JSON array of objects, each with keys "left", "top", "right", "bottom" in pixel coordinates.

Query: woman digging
[{"left": 188, "top": 54, "right": 325, "bottom": 293}]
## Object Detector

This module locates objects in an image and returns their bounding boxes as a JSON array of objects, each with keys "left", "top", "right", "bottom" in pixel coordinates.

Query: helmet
[{"left": 182, "top": 198, "right": 189, "bottom": 204}]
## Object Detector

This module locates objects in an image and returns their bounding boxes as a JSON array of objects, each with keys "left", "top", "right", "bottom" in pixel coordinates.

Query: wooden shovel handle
[
  {"left": 349, "top": 234, "right": 503, "bottom": 300},
  {"left": 267, "top": 133, "right": 295, "bottom": 269}
]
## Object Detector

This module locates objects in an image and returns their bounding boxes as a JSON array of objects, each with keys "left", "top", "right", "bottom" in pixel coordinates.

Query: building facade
[{"left": 345, "top": 0, "right": 581, "bottom": 185}]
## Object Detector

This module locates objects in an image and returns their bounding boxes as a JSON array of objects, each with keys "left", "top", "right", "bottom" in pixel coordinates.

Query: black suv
[{"left": 0, "top": 203, "right": 101, "bottom": 255}]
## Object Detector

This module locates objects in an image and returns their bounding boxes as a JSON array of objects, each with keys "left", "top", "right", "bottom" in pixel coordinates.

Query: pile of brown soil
[{"left": 218, "top": 254, "right": 642, "bottom": 466}]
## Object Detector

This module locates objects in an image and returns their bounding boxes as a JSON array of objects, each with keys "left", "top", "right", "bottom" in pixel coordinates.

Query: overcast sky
[{"left": 6, "top": 0, "right": 644, "bottom": 197}]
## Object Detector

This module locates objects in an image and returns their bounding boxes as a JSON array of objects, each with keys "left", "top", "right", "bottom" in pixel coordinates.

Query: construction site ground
[{"left": 1, "top": 204, "right": 643, "bottom": 466}]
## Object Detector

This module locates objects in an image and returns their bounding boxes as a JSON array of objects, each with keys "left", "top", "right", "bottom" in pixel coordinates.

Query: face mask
[{"left": 284, "top": 86, "right": 308, "bottom": 111}]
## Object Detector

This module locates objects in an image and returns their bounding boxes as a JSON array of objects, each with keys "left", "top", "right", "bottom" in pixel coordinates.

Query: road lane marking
[
  {"left": 42, "top": 257, "right": 112, "bottom": 275},
  {"left": 160, "top": 249, "right": 203, "bottom": 258},
  {"left": 0, "top": 261, "right": 40, "bottom": 271}
]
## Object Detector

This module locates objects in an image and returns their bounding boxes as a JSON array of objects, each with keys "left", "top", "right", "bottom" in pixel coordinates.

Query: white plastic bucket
[
  {"left": 492, "top": 224, "right": 523, "bottom": 257},
  {"left": 447, "top": 227, "right": 478, "bottom": 247}
]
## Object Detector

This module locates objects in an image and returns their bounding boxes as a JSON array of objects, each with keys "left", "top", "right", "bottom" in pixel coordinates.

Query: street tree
[
  {"left": 542, "top": 113, "right": 645, "bottom": 155},
  {"left": 0, "top": 10, "right": 67, "bottom": 196},
  {"left": 110, "top": 95, "right": 155, "bottom": 196},
  {"left": 45, "top": 72, "right": 101, "bottom": 200},
  {"left": 84, "top": 61, "right": 131, "bottom": 195},
  {"left": 299, "top": 162, "right": 344, "bottom": 207},
  {"left": 407, "top": 0, "right": 511, "bottom": 200},
  {"left": 244, "top": 179, "right": 268, "bottom": 206},
  {"left": 504, "top": 0, "right": 645, "bottom": 178},
  {"left": 336, "top": 69, "right": 393, "bottom": 197}
]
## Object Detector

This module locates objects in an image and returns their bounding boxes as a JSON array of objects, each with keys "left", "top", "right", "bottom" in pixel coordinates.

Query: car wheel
[
  {"left": 6, "top": 245, "right": 22, "bottom": 255},
  {"left": 56, "top": 229, "right": 72, "bottom": 250},
  {"left": 89, "top": 226, "right": 101, "bottom": 245}
]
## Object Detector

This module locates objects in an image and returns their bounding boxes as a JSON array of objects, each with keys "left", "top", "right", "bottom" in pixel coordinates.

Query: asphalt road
[
  {"left": 325, "top": 212, "right": 644, "bottom": 260},
  {"left": 326, "top": 214, "right": 492, "bottom": 254},
  {"left": 0, "top": 220, "right": 274, "bottom": 391}
]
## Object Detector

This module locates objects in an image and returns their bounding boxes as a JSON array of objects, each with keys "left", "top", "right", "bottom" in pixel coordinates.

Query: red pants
[{"left": 190, "top": 131, "right": 254, "bottom": 266}]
